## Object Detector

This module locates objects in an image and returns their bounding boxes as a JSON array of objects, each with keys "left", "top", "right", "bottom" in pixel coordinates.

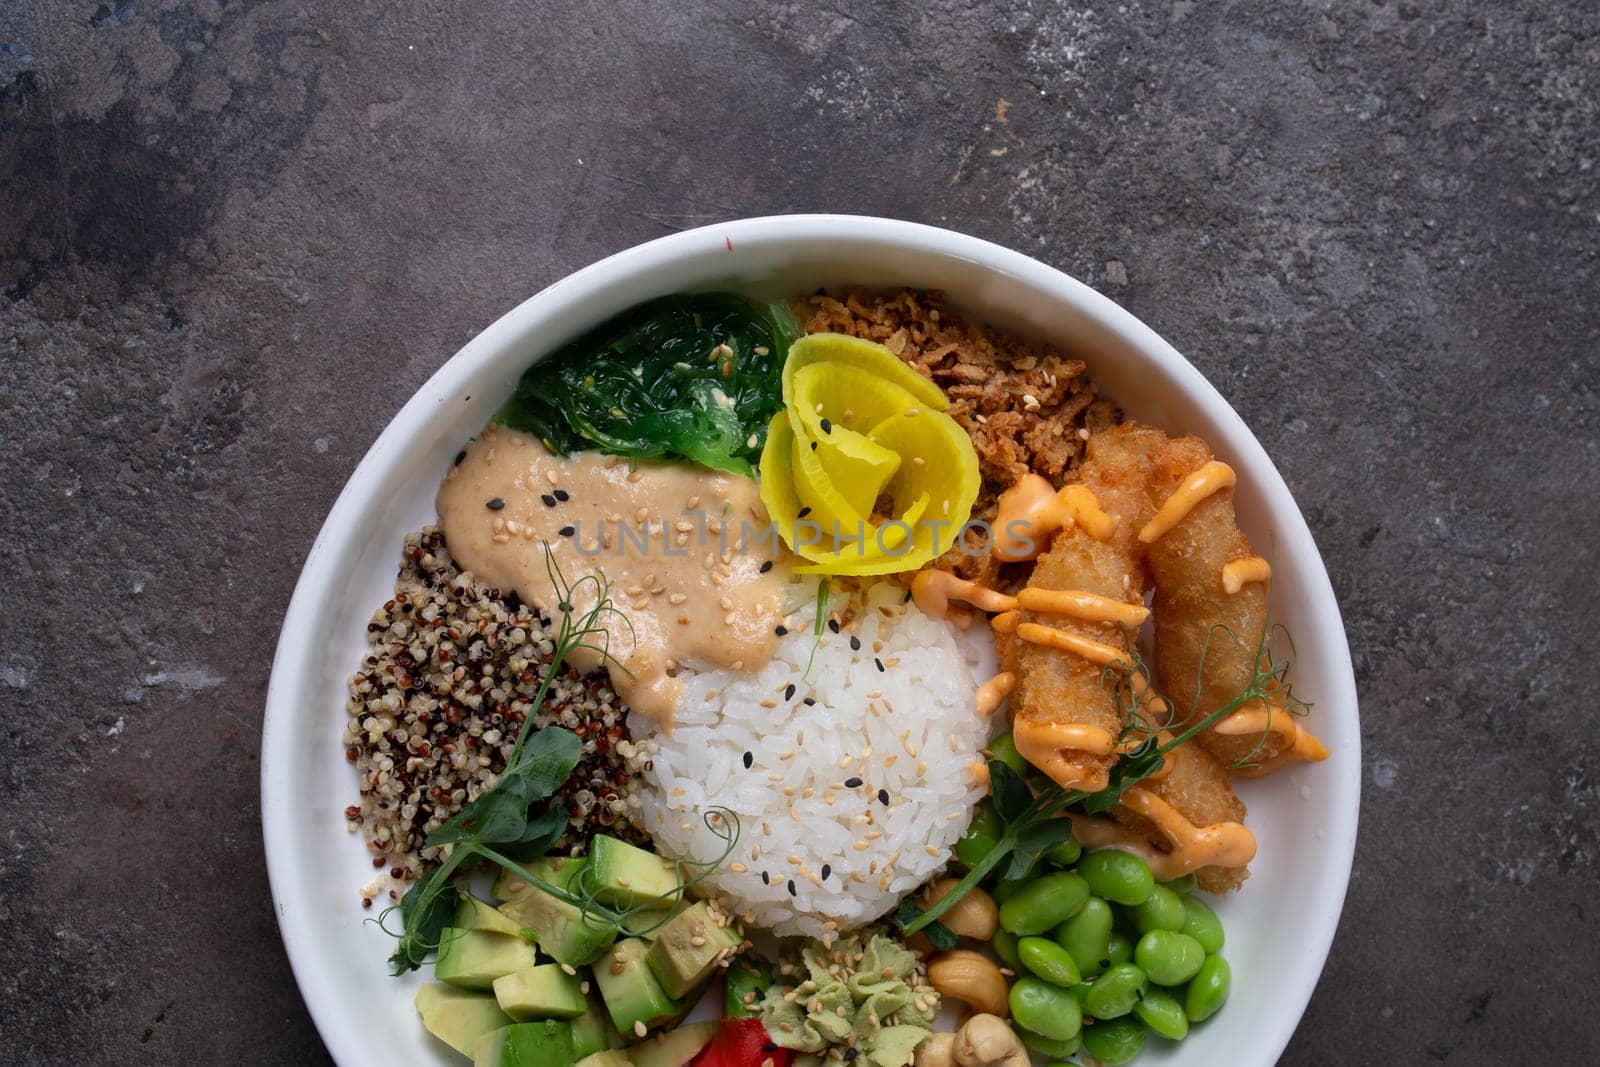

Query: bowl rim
[{"left": 262, "top": 213, "right": 1360, "bottom": 1066}]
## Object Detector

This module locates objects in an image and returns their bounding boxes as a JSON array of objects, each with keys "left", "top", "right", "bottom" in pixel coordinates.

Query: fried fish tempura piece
[
  {"left": 1111, "top": 740, "right": 1254, "bottom": 893},
  {"left": 1006, "top": 427, "right": 1167, "bottom": 792},
  {"left": 1143, "top": 437, "right": 1329, "bottom": 775}
]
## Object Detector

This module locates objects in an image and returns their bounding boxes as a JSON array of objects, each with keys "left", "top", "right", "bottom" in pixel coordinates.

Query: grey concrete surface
[{"left": 2, "top": 1, "right": 1596, "bottom": 1063}]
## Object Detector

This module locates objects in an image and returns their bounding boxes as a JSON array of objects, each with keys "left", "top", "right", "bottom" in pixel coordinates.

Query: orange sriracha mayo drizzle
[
  {"left": 1015, "top": 587, "right": 1151, "bottom": 628},
  {"left": 975, "top": 672, "right": 1016, "bottom": 717},
  {"left": 1069, "top": 787, "right": 1257, "bottom": 880},
  {"left": 1221, "top": 555, "right": 1272, "bottom": 594},
  {"left": 1138, "top": 461, "right": 1237, "bottom": 544},
  {"left": 1013, "top": 718, "right": 1114, "bottom": 792},
  {"left": 1015, "top": 622, "right": 1130, "bottom": 667},
  {"left": 911, "top": 570, "right": 1019, "bottom": 626},
  {"left": 1214, "top": 702, "right": 1331, "bottom": 777},
  {"left": 994, "top": 475, "right": 1118, "bottom": 561}
]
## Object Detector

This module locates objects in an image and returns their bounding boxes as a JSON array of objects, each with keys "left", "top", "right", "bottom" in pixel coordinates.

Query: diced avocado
[
  {"left": 724, "top": 957, "right": 773, "bottom": 1018},
  {"left": 415, "top": 983, "right": 513, "bottom": 1057},
  {"left": 594, "top": 938, "right": 680, "bottom": 1036},
  {"left": 435, "top": 927, "right": 538, "bottom": 991},
  {"left": 471, "top": 1021, "right": 574, "bottom": 1067},
  {"left": 590, "top": 836, "right": 678, "bottom": 908},
  {"left": 499, "top": 886, "right": 618, "bottom": 968},
  {"left": 627, "top": 908, "right": 675, "bottom": 941},
  {"left": 494, "top": 855, "right": 590, "bottom": 902},
  {"left": 572, "top": 995, "right": 626, "bottom": 1059},
  {"left": 645, "top": 901, "right": 744, "bottom": 1000},
  {"left": 457, "top": 894, "right": 525, "bottom": 937},
  {"left": 627, "top": 1021, "right": 719, "bottom": 1067},
  {"left": 493, "top": 964, "right": 588, "bottom": 1020},
  {"left": 576, "top": 1053, "right": 632, "bottom": 1067}
]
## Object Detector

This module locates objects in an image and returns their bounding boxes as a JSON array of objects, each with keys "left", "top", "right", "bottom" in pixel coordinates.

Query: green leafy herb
[
  {"left": 494, "top": 293, "right": 799, "bottom": 476},
  {"left": 378, "top": 547, "right": 735, "bottom": 973},
  {"left": 893, "top": 899, "right": 957, "bottom": 951},
  {"left": 389, "top": 867, "right": 459, "bottom": 974}
]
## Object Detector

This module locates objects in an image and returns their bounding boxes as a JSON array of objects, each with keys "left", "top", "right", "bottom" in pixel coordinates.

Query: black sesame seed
[
  {"left": 486, "top": 498, "right": 505, "bottom": 510},
  {"left": 903, "top": 589, "right": 913, "bottom": 604},
  {"left": 453, "top": 450, "right": 466, "bottom": 466},
  {"left": 844, "top": 1051, "right": 859, "bottom": 1062},
  {"left": 797, "top": 506, "right": 812, "bottom": 519},
  {"left": 820, "top": 417, "right": 833, "bottom": 433},
  {"left": 787, "top": 879, "right": 797, "bottom": 897},
  {"left": 849, "top": 636, "right": 861, "bottom": 651},
  {"left": 759, "top": 560, "right": 774, "bottom": 574},
  {"left": 553, "top": 489, "right": 570, "bottom": 502},
  {"left": 762, "top": 871, "right": 770, "bottom": 885},
  {"left": 784, "top": 683, "right": 796, "bottom": 700},
  {"left": 828, "top": 620, "right": 841, "bottom": 634},
  {"left": 541, "top": 494, "right": 558, "bottom": 507},
  {"left": 775, "top": 625, "right": 789, "bottom": 636},
  {"left": 874, "top": 657, "right": 885, "bottom": 672},
  {"left": 877, "top": 789, "right": 890, "bottom": 806},
  {"left": 558, "top": 525, "right": 576, "bottom": 537},
  {"left": 821, "top": 864, "right": 832, "bottom": 881},
  {"left": 844, "top": 777, "right": 863, "bottom": 788},
  {"left": 803, "top": 697, "right": 816, "bottom": 706},
  {"left": 743, "top": 751, "right": 754, "bottom": 769}
]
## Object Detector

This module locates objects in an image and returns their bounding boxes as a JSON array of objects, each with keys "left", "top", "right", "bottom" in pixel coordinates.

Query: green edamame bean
[
  {"left": 1135, "top": 930, "right": 1207, "bottom": 986},
  {"left": 999, "top": 872, "right": 1090, "bottom": 935},
  {"left": 1133, "top": 985, "right": 1189, "bottom": 1040},
  {"left": 1181, "top": 895, "right": 1225, "bottom": 954},
  {"left": 985, "top": 731, "right": 1029, "bottom": 779},
  {"left": 1053, "top": 896, "right": 1113, "bottom": 977},
  {"left": 1009, "top": 977, "right": 1084, "bottom": 1042},
  {"left": 1078, "top": 850, "right": 1155, "bottom": 906},
  {"left": 1018, "top": 1028, "right": 1082, "bottom": 1059},
  {"left": 1129, "top": 885, "right": 1187, "bottom": 933},
  {"left": 1105, "top": 932, "right": 1133, "bottom": 968},
  {"left": 952, "top": 802, "right": 1004, "bottom": 870},
  {"left": 1162, "top": 873, "right": 1197, "bottom": 895},
  {"left": 1018, "top": 936, "right": 1082, "bottom": 987},
  {"left": 1082, "top": 962, "right": 1148, "bottom": 1020},
  {"left": 1184, "top": 954, "right": 1231, "bottom": 1022},
  {"left": 1082, "top": 1016, "right": 1148, "bottom": 1065},
  {"left": 990, "top": 860, "right": 1044, "bottom": 905},
  {"left": 992, "top": 927, "right": 1022, "bottom": 970},
  {"left": 1045, "top": 836, "right": 1082, "bottom": 867}
]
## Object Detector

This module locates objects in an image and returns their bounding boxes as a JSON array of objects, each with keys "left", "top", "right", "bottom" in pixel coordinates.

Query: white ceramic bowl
[{"left": 263, "top": 215, "right": 1360, "bottom": 1066}]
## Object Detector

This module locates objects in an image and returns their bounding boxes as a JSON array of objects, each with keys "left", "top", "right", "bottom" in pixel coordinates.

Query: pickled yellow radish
[
  {"left": 791, "top": 362, "right": 926, "bottom": 442},
  {"left": 807, "top": 420, "right": 901, "bottom": 519},
  {"left": 759, "top": 333, "right": 980, "bottom": 575},
  {"left": 759, "top": 412, "right": 804, "bottom": 526},
  {"left": 782, "top": 332, "right": 948, "bottom": 411}
]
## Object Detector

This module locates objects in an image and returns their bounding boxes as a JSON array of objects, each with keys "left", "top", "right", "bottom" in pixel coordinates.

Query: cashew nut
[
  {"left": 923, "top": 878, "right": 999, "bottom": 941},
  {"left": 926, "top": 949, "right": 1010, "bottom": 1019},
  {"left": 954, "top": 1014, "right": 1028, "bottom": 1067},
  {"left": 916, "top": 1015, "right": 1028, "bottom": 1067}
]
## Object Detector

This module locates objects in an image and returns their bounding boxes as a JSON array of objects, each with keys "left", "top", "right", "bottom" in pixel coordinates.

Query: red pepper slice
[{"left": 689, "top": 1017, "right": 793, "bottom": 1067}]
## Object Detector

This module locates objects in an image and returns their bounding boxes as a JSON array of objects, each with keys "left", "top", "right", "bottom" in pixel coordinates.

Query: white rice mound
[{"left": 631, "top": 581, "right": 993, "bottom": 940}]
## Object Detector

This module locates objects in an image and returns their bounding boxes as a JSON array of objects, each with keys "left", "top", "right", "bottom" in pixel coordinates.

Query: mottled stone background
[{"left": 2, "top": 1, "right": 1596, "bottom": 1063}]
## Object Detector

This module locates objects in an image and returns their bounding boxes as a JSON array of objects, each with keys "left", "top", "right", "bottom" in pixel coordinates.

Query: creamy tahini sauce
[{"left": 437, "top": 426, "right": 785, "bottom": 728}]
